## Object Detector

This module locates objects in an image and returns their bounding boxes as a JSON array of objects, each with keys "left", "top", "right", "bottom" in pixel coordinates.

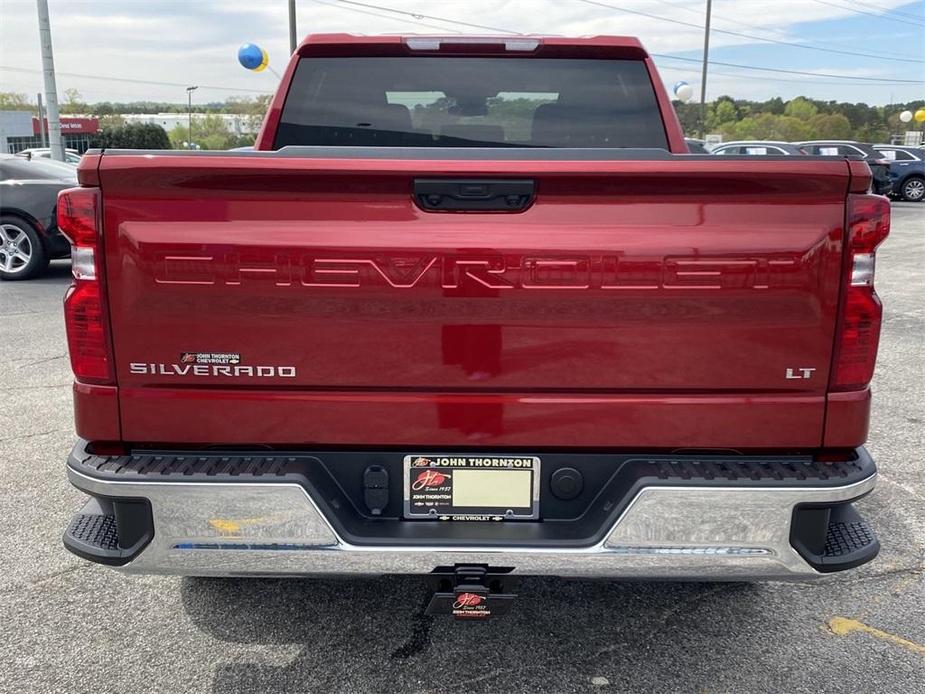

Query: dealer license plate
[{"left": 403, "top": 454, "right": 540, "bottom": 521}]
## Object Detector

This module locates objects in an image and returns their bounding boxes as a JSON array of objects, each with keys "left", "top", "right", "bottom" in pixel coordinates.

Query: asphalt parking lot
[{"left": 0, "top": 202, "right": 922, "bottom": 694}]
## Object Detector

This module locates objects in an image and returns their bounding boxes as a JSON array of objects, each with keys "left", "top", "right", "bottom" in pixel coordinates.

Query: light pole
[
  {"left": 288, "top": 0, "right": 297, "bottom": 54},
  {"left": 699, "top": 0, "right": 713, "bottom": 139},
  {"left": 186, "top": 86, "right": 198, "bottom": 150},
  {"left": 36, "top": 0, "right": 65, "bottom": 161}
]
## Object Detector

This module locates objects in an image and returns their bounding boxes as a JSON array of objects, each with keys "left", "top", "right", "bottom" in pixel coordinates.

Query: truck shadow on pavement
[{"left": 181, "top": 575, "right": 762, "bottom": 693}]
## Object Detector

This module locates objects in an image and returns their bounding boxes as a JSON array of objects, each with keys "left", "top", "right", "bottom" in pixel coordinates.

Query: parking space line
[{"left": 828, "top": 617, "right": 925, "bottom": 657}]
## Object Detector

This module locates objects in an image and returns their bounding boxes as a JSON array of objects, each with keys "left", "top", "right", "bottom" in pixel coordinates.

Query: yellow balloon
[{"left": 915, "top": 109, "right": 925, "bottom": 123}]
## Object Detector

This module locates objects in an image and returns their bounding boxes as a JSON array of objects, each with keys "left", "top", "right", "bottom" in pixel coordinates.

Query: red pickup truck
[{"left": 60, "top": 35, "right": 888, "bottom": 616}]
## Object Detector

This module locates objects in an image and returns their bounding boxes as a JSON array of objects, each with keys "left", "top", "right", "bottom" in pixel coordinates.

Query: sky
[{"left": 1, "top": 0, "right": 923, "bottom": 106}]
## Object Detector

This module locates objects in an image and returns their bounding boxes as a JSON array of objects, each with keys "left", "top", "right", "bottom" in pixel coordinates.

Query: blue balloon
[{"left": 238, "top": 43, "right": 267, "bottom": 71}]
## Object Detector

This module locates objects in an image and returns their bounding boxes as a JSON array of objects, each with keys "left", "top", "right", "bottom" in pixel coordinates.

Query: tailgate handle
[{"left": 414, "top": 179, "right": 535, "bottom": 212}]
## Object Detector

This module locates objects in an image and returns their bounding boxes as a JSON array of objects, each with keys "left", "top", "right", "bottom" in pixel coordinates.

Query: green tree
[
  {"left": 719, "top": 113, "right": 811, "bottom": 141},
  {"left": 168, "top": 124, "right": 192, "bottom": 149},
  {"left": 60, "top": 88, "right": 86, "bottom": 114},
  {"left": 168, "top": 114, "right": 245, "bottom": 150},
  {"left": 95, "top": 122, "right": 170, "bottom": 149},
  {"left": 808, "top": 113, "right": 852, "bottom": 140},
  {"left": 97, "top": 114, "right": 125, "bottom": 130},
  {"left": 760, "top": 97, "right": 785, "bottom": 115},
  {"left": 0, "top": 92, "right": 33, "bottom": 111},
  {"left": 198, "top": 114, "right": 234, "bottom": 150},
  {"left": 224, "top": 94, "right": 273, "bottom": 133},
  {"left": 784, "top": 97, "right": 819, "bottom": 120},
  {"left": 708, "top": 98, "right": 739, "bottom": 131}
]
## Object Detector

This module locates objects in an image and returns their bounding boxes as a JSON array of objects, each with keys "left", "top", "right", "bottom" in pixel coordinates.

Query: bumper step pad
[
  {"left": 792, "top": 503, "right": 879, "bottom": 573},
  {"left": 821, "top": 513, "right": 879, "bottom": 571},
  {"left": 67, "top": 513, "right": 119, "bottom": 552},
  {"left": 825, "top": 519, "right": 876, "bottom": 558},
  {"left": 62, "top": 497, "right": 153, "bottom": 566}
]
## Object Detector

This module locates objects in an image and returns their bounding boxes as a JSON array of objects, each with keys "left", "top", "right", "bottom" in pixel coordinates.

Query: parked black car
[
  {"left": 684, "top": 138, "right": 709, "bottom": 154},
  {"left": 795, "top": 141, "right": 892, "bottom": 196},
  {"left": 873, "top": 144, "right": 925, "bottom": 202},
  {"left": 0, "top": 155, "right": 76, "bottom": 280}
]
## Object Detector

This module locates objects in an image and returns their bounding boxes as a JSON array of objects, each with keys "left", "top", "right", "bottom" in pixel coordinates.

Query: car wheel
[
  {"left": 901, "top": 177, "right": 924, "bottom": 202},
  {"left": 0, "top": 216, "right": 50, "bottom": 280}
]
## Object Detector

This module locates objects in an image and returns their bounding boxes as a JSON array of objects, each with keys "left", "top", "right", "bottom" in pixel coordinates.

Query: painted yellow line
[
  {"left": 828, "top": 617, "right": 925, "bottom": 657},
  {"left": 207, "top": 515, "right": 274, "bottom": 534},
  {"left": 208, "top": 519, "right": 244, "bottom": 534}
]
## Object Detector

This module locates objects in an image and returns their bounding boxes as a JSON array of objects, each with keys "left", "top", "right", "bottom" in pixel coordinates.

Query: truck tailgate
[{"left": 97, "top": 153, "right": 852, "bottom": 448}]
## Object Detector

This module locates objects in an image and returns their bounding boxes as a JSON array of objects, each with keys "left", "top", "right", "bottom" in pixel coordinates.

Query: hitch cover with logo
[{"left": 425, "top": 565, "right": 519, "bottom": 620}]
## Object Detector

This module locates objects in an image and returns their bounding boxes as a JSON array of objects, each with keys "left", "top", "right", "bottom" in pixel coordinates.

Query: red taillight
[
  {"left": 57, "top": 186, "right": 99, "bottom": 246},
  {"left": 831, "top": 194, "right": 890, "bottom": 391},
  {"left": 58, "top": 187, "right": 113, "bottom": 384},
  {"left": 64, "top": 282, "right": 111, "bottom": 382}
]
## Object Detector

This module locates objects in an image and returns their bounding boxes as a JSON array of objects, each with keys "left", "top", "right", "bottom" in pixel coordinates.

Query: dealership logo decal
[
  {"left": 452, "top": 592, "right": 490, "bottom": 618},
  {"left": 130, "top": 353, "right": 295, "bottom": 378},
  {"left": 411, "top": 469, "right": 450, "bottom": 490},
  {"left": 180, "top": 352, "right": 241, "bottom": 365},
  {"left": 453, "top": 593, "right": 485, "bottom": 609}
]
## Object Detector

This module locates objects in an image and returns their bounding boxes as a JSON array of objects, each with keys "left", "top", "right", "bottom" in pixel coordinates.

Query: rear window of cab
[{"left": 274, "top": 57, "right": 668, "bottom": 149}]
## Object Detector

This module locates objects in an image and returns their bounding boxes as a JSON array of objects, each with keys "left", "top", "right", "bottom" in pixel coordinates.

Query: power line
[
  {"left": 308, "top": 0, "right": 463, "bottom": 33},
  {"left": 330, "top": 0, "right": 925, "bottom": 83},
  {"left": 649, "top": 52, "right": 923, "bottom": 83},
  {"left": 838, "top": 0, "right": 925, "bottom": 22},
  {"left": 653, "top": 58, "right": 916, "bottom": 86},
  {"left": 807, "top": 0, "right": 925, "bottom": 26},
  {"left": 0, "top": 66, "right": 273, "bottom": 94},
  {"left": 575, "top": 0, "right": 925, "bottom": 63},
  {"left": 341, "top": 0, "right": 922, "bottom": 64},
  {"left": 336, "top": 0, "right": 522, "bottom": 34},
  {"left": 647, "top": 0, "right": 924, "bottom": 58},
  {"left": 337, "top": 0, "right": 925, "bottom": 64}
]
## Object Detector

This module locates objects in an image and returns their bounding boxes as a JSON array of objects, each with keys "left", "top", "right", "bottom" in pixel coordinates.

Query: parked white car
[
  {"left": 711, "top": 141, "right": 804, "bottom": 156},
  {"left": 15, "top": 148, "right": 82, "bottom": 165}
]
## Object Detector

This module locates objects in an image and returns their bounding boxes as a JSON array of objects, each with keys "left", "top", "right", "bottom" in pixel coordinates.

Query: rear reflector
[
  {"left": 831, "top": 195, "right": 890, "bottom": 392},
  {"left": 64, "top": 282, "right": 112, "bottom": 383},
  {"left": 70, "top": 246, "right": 96, "bottom": 281},
  {"left": 58, "top": 187, "right": 113, "bottom": 385}
]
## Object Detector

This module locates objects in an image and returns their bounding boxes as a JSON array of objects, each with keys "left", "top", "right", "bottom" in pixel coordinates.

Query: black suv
[
  {"left": 796, "top": 141, "right": 892, "bottom": 195},
  {"left": 873, "top": 145, "right": 925, "bottom": 202}
]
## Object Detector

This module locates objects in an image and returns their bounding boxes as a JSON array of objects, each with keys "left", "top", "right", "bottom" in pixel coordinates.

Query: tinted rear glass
[{"left": 275, "top": 57, "right": 668, "bottom": 149}]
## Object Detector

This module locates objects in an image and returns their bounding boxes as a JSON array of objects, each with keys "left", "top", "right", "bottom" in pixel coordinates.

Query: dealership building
[
  {"left": 118, "top": 112, "right": 254, "bottom": 136},
  {"left": 1, "top": 111, "right": 256, "bottom": 154},
  {"left": 0, "top": 111, "right": 101, "bottom": 154}
]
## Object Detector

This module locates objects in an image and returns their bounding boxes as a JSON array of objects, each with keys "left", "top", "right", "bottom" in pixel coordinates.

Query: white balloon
[
  {"left": 675, "top": 83, "right": 694, "bottom": 103},
  {"left": 899, "top": 110, "right": 913, "bottom": 123}
]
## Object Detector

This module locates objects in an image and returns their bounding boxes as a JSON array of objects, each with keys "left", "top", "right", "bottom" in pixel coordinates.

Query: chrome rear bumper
[{"left": 66, "top": 462, "right": 878, "bottom": 580}]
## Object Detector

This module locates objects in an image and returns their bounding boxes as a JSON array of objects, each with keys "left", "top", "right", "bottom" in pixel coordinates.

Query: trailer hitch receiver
[{"left": 425, "top": 564, "right": 519, "bottom": 620}]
